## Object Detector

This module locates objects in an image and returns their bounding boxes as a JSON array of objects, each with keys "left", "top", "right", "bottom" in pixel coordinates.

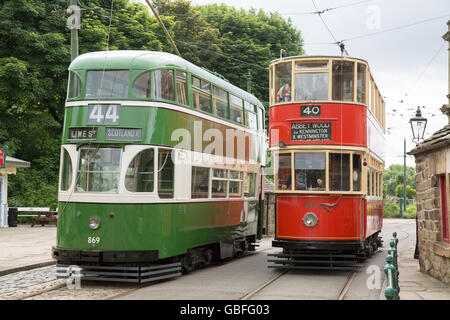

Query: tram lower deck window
[
  {"left": 293, "top": 152, "right": 326, "bottom": 191},
  {"left": 329, "top": 153, "right": 350, "bottom": 191},
  {"left": 125, "top": 148, "right": 154, "bottom": 192}
]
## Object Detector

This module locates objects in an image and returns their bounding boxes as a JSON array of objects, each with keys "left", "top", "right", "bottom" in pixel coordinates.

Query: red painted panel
[
  {"left": 269, "top": 103, "right": 367, "bottom": 147},
  {"left": 276, "top": 195, "right": 363, "bottom": 240},
  {"left": 366, "top": 198, "right": 383, "bottom": 238}
]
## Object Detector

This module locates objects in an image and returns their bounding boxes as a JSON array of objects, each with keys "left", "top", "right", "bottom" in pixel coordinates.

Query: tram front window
[
  {"left": 76, "top": 147, "right": 121, "bottom": 193},
  {"left": 295, "top": 73, "right": 329, "bottom": 101},
  {"left": 293, "top": 153, "right": 326, "bottom": 191}
]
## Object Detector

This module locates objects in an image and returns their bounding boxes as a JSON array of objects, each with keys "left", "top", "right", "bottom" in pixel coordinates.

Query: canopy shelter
[{"left": 0, "top": 156, "right": 30, "bottom": 227}]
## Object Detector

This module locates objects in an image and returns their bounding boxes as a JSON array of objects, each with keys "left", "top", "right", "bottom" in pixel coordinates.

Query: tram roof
[
  {"left": 270, "top": 55, "right": 369, "bottom": 65},
  {"left": 69, "top": 50, "right": 263, "bottom": 107}
]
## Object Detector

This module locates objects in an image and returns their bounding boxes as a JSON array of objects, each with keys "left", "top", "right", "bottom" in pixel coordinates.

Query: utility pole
[
  {"left": 67, "top": 0, "right": 81, "bottom": 62},
  {"left": 144, "top": 0, "right": 181, "bottom": 57},
  {"left": 403, "top": 138, "right": 407, "bottom": 215}
]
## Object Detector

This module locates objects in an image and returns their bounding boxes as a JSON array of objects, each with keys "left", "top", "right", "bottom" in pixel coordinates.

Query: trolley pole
[{"left": 403, "top": 138, "right": 407, "bottom": 214}]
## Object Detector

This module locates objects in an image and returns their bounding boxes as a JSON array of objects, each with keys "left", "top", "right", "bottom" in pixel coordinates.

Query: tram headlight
[
  {"left": 88, "top": 216, "right": 101, "bottom": 230},
  {"left": 302, "top": 212, "right": 318, "bottom": 227}
]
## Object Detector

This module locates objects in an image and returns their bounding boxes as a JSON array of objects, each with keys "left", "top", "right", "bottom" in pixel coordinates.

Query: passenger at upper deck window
[
  {"left": 277, "top": 83, "right": 291, "bottom": 102},
  {"left": 312, "top": 78, "right": 328, "bottom": 100}
]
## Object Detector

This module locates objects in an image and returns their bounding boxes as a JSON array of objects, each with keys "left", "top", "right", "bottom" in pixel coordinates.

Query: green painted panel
[{"left": 56, "top": 200, "right": 258, "bottom": 259}]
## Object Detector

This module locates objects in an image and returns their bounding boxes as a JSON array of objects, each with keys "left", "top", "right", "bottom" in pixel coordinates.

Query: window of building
[
  {"left": 332, "top": 61, "right": 354, "bottom": 101},
  {"left": 158, "top": 149, "right": 174, "bottom": 199},
  {"left": 192, "top": 76, "right": 211, "bottom": 113},
  {"left": 294, "top": 152, "right": 326, "bottom": 191},
  {"left": 275, "top": 62, "right": 292, "bottom": 103},
  {"left": 329, "top": 153, "right": 350, "bottom": 191},
  {"left": 133, "top": 72, "right": 151, "bottom": 98},
  {"left": 125, "top": 148, "right": 154, "bottom": 192},
  {"left": 357, "top": 64, "right": 366, "bottom": 103},
  {"left": 85, "top": 70, "right": 129, "bottom": 98},
  {"left": 213, "top": 86, "right": 228, "bottom": 119},
  {"left": 191, "top": 167, "right": 209, "bottom": 198},
  {"left": 153, "top": 69, "right": 175, "bottom": 101},
  {"left": 176, "top": 71, "right": 188, "bottom": 105},
  {"left": 76, "top": 147, "right": 121, "bottom": 193},
  {"left": 61, "top": 148, "right": 73, "bottom": 191},
  {"left": 295, "top": 72, "right": 329, "bottom": 101},
  {"left": 230, "top": 94, "right": 243, "bottom": 124}
]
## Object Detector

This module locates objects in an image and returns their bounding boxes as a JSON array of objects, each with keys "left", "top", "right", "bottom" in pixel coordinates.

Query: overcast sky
[{"left": 135, "top": 0, "right": 450, "bottom": 167}]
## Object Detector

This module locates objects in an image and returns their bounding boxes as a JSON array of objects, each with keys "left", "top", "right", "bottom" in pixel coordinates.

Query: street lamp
[{"left": 409, "top": 106, "right": 428, "bottom": 145}]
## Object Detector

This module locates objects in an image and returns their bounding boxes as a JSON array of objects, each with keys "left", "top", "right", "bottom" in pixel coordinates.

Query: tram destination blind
[{"left": 291, "top": 122, "right": 332, "bottom": 141}]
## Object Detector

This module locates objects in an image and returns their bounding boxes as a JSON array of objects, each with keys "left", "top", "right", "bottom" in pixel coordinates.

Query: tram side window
[
  {"left": 230, "top": 95, "right": 243, "bottom": 124},
  {"left": 352, "top": 154, "right": 362, "bottom": 191},
  {"left": 153, "top": 69, "right": 175, "bottom": 101},
  {"left": 61, "top": 148, "right": 73, "bottom": 191},
  {"left": 278, "top": 153, "right": 292, "bottom": 190},
  {"left": 229, "top": 171, "right": 243, "bottom": 198},
  {"left": 76, "top": 147, "right": 121, "bottom": 193},
  {"left": 85, "top": 70, "right": 129, "bottom": 98},
  {"left": 275, "top": 62, "right": 292, "bottom": 102},
  {"left": 367, "top": 168, "right": 371, "bottom": 196},
  {"left": 294, "top": 152, "right": 326, "bottom": 191},
  {"left": 68, "top": 72, "right": 81, "bottom": 99},
  {"left": 213, "top": 86, "right": 228, "bottom": 119},
  {"left": 257, "top": 107, "right": 264, "bottom": 131},
  {"left": 158, "top": 149, "right": 174, "bottom": 199},
  {"left": 125, "top": 149, "right": 154, "bottom": 192},
  {"left": 192, "top": 76, "right": 211, "bottom": 113},
  {"left": 357, "top": 64, "right": 366, "bottom": 103},
  {"left": 176, "top": 71, "right": 188, "bottom": 105},
  {"left": 244, "top": 173, "right": 256, "bottom": 198},
  {"left": 329, "top": 153, "right": 350, "bottom": 191},
  {"left": 295, "top": 73, "right": 329, "bottom": 101},
  {"left": 133, "top": 72, "right": 151, "bottom": 98},
  {"left": 332, "top": 61, "right": 354, "bottom": 101},
  {"left": 191, "top": 166, "right": 209, "bottom": 198},
  {"left": 212, "top": 169, "right": 227, "bottom": 198},
  {"left": 245, "top": 101, "right": 257, "bottom": 130}
]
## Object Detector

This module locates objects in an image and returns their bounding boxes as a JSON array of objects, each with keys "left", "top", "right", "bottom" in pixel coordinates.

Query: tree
[{"left": 383, "top": 164, "right": 416, "bottom": 198}]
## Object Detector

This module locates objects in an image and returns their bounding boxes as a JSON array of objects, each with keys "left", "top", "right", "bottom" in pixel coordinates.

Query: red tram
[{"left": 268, "top": 56, "right": 385, "bottom": 270}]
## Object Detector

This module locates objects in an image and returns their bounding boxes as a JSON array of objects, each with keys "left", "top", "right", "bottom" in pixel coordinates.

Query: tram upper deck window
[
  {"left": 230, "top": 94, "right": 243, "bottom": 124},
  {"left": 176, "top": 71, "right": 188, "bottom": 105},
  {"left": 332, "top": 61, "right": 354, "bottom": 101},
  {"left": 295, "top": 73, "right": 329, "bottom": 101},
  {"left": 76, "top": 147, "right": 121, "bottom": 193},
  {"left": 125, "top": 148, "right": 154, "bottom": 192},
  {"left": 85, "top": 70, "right": 129, "bottom": 98},
  {"left": 257, "top": 107, "right": 264, "bottom": 131},
  {"left": 68, "top": 72, "right": 81, "bottom": 99},
  {"left": 329, "top": 153, "right": 350, "bottom": 191},
  {"left": 277, "top": 153, "right": 292, "bottom": 190},
  {"left": 133, "top": 72, "right": 151, "bottom": 98},
  {"left": 293, "top": 152, "right": 326, "bottom": 191},
  {"left": 158, "top": 149, "right": 174, "bottom": 199},
  {"left": 357, "top": 64, "right": 366, "bottom": 104},
  {"left": 244, "top": 101, "right": 257, "bottom": 130},
  {"left": 192, "top": 76, "right": 211, "bottom": 113},
  {"left": 153, "top": 69, "right": 175, "bottom": 101},
  {"left": 296, "top": 61, "right": 328, "bottom": 71},
  {"left": 213, "top": 86, "right": 228, "bottom": 119},
  {"left": 275, "top": 62, "right": 292, "bottom": 103}
]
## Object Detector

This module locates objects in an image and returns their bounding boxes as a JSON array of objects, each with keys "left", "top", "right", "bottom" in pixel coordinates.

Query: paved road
[{"left": 115, "top": 220, "right": 416, "bottom": 300}]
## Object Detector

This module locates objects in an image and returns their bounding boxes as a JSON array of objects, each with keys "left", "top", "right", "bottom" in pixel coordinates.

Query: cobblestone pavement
[{"left": 0, "top": 265, "right": 139, "bottom": 300}]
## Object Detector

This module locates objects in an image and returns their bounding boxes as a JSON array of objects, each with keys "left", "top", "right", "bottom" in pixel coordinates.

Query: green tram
[{"left": 53, "top": 51, "right": 266, "bottom": 283}]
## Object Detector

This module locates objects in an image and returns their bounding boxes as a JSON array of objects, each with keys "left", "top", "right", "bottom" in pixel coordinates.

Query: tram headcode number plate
[
  {"left": 88, "top": 236, "right": 100, "bottom": 245},
  {"left": 301, "top": 105, "right": 321, "bottom": 117},
  {"left": 88, "top": 104, "right": 120, "bottom": 125}
]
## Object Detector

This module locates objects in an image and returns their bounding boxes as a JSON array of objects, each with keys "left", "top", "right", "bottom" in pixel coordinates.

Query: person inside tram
[
  {"left": 276, "top": 83, "right": 291, "bottom": 102},
  {"left": 281, "top": 170, "right": 307, "bottom": 190},
  {"left": 311, "top": 78, "right": 328, "bottom": 100}
]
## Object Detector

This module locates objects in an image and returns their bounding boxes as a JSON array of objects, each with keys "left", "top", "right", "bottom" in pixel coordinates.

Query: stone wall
[{"left": 414, "top": 149, "right": 450, "bottom": 284}]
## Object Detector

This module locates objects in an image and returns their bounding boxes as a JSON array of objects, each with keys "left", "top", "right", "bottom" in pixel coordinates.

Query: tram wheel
[{"left": 181, "top": 251, "right": 195, "bottom": 274}]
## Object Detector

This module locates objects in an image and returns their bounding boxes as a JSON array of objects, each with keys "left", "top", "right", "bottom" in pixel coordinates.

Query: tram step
[
  {"left": 268, "top": 253, "right": 357, "bottom": 259},
  {"left": 56, "top": 262, "right": 182, "bottom": 283},
  {"left": 268, "top": 265, "right": 358, "bottom": 271},
  {"left": 267, "top": 259, "right": 359, "bottom": 266}
]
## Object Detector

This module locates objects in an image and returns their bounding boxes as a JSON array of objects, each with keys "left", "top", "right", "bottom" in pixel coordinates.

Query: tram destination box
[{"left": 291, "top": 122, "right": 332, "bottom": 141}]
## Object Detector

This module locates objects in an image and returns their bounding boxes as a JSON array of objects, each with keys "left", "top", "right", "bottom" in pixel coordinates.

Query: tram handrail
[{"left": 384, "top": 232, "right": 400, "bottom": 300}]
